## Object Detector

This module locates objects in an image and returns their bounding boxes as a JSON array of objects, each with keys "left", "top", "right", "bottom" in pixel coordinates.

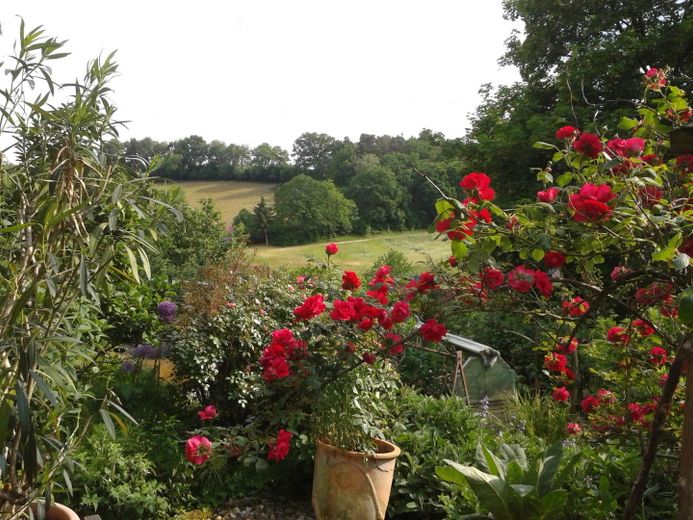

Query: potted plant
[
  {"left": 182, "top": 244, "right": 450, "bottom": 520},
  {"left": 0, "top": 24, "right": 158, "bottom": 518}
]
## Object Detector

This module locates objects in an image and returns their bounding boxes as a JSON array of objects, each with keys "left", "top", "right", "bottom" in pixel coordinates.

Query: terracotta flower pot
[
  {"left": 32, "top": 503, "right": 80, "bottom": 520},
  {"left": 312, "top": 438, "right": 401, "bottom": 520}
]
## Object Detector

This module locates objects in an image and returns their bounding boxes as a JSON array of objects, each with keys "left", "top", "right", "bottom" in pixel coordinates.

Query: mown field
[
  {"left": 251, "top": 230, "right": 451, "bottom": 273},
  {"left": 162, "top": 180, "right": 277, "bottom": 224}
]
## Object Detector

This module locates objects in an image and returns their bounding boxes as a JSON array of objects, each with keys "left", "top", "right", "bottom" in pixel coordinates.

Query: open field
[
  {"left": 251, "top": 230, "right": 451, "bottom": 273},
  {"left": 159, "top": 180, "right": 277, "bottom": 225}
]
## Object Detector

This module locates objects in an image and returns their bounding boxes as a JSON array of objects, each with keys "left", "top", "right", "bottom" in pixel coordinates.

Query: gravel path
[{"left": 208, "top": 497, "right": 315, "bottom": 520}]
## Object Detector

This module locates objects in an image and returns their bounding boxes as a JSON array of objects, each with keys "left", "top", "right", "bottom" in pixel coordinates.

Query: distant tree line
[{"left": 114, "top": 130, "right": 468, "bottom": 245}]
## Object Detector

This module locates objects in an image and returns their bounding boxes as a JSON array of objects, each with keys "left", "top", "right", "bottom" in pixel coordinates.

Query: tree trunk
[{"left": 679, "top": 351, "right": 693, "bottom": 520}]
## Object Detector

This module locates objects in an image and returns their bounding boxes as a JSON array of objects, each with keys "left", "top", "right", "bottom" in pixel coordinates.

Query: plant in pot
[
  {"left": 0, "top": 24, "right": 160, "bottom": 519},
  {"left": 182, "top": 247, "right": 450, "bottom": 520}
]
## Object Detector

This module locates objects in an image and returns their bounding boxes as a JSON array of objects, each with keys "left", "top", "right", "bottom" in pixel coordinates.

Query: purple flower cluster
[
  {"left": 157, "top": 300, "right": 177, "bottom": 323},
  {"left": 121, "top": 360, "right": 137, "bottom": 373},
  {"left": 130, "top": 343, "right": 157, "bottom": 359}
]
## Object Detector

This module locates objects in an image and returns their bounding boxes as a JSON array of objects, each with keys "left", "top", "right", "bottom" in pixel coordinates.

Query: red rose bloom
[
  {"left": 406, "top": 272, "right": 439, "bottom": 294},
  {"left": 459, "top": 172, "right": 495, "bottom": 201},
  {"left": 568, "top": 183, "right": 615, "bottom": 222},
  {"left": 330, "top": 299, "right": 357, "bottom": 321},
  {"left": 607, "top": 326, "right": 630, "bottom": 344},
  {"left": 480, "top": 267, "right": 504, "bottom": 289},
  {"left": 573, "top": 132, "right": 603, "bottom": 159},
  {"left": 566, "top": 422, "right": 583, "bottom": 435},
  {"left": 390, "top": 301, "right": 410, "bottom": 323},
  {"left": 552, "top": 386, "right": 570, "bottom": 402},
  {"left": 649, "top": 346, "right": 668, "bottom": 366},
  {"left": 448, "top": 256, "right": 458, "bottom": 267},
  {"left": 358, "top": 318, "right": 374, "bottom": 331},
  {"left": 325, "top": 243, "right": 338, "bottom": 256},
  {"left": 507, "top": 265, "right": 535, "bottom": 293},
  {"left": 555, "top": 337, "right": 579, "bottom": 354},
  {"left": 543, "top": 251, "right": 566, "bottom": 268},
  {"left": 185, "top": 435, "right": 213, "bottom": 465},
  {"left": 537, "top": 186, "right": 560, "bottom": 203},
  {"left": 419, "top": 319, "right": 447, "bottom": 343},
  {"left": 294, "top": 294, "right": 326, "bottom": 320},
  {"left": 581, "top": 395, "right": 600, "bottom": 414},
  {"left": 562, "top": 296, "right": 590, "bottom": 317},
  {"left": 555, "top": 126, "right": 577, "bottom": 140},
  {"left": 198, "top": 405, "right": 217, "bottom": 421},
  {"left": 607, "top": 137, "right": 645, "bottom": 158},
  {"left": 544, "top": 352, "right": 568, "bottom": 373},
  {"left": 362, "top": 352, "right": 377, "bottom": 364},
  {"left": 676, "top": 154, "right": 693, "bottom": 173},
  {"left": 342, "top": 271, "right": 361, "bottom": 291},
  {"left": 610, "top": 266, "right": 632, "bottom": 281},
  {"left": 644, "top": 67, "right": 667, "bottom": 89},
  {"left": 436, "top": 217, "right": 453, "bottom": 233},
  {"left": 639, "top": 186, "right": 664, "bottom": 208},
  {"left": 533, "top": 270, "right": 553, "bottom": 298},
  {"left": 267, "top": 429, "right": 292, "bottom": 462},
  {"left": 631, "top": 319, "right": 655, "bottom": 336}
]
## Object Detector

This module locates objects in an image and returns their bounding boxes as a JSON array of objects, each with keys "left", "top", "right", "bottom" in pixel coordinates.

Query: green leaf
[
  {"left": 79, "top": 254, "right": 89, "bottom": 296},
  {"left": 531, "top": 249, "right": 545, "bottom": 261},
  {"left": 99, "top": 408, "right": 116, "bottom": 440},
  {"left": 29, "top": 370, "right": 57, "bottom": 406},
  {"left": 123, "top": 245, "right": 140, "bottom": 283},
  {"left": 537, "top": 443, "right": 562, "bottom": 496},
  {"left": 15, "top": 382, "right": 31, "bottom": 435},
  {"left": 510, "top": 484, "right": 534, "bottom": 497},
  {"left": 533, "top": 141, "right": 557, "bottom": 150},
  {"left": 440, "top": 460, "right": 512, "bottom": 520},
  {"left": 451, "top": 239, "right": 468, "bottom": 259},
  {"left": 618, "top": 116, "right": 640, "bottom": 131},
  {"left": 556, "top": 173, "right": 573, "bottom": 187}
]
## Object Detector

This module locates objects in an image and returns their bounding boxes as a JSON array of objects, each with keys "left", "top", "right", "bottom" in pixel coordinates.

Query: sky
[{"left": 0, "top": 1, "right": 522, "bottom": 152}]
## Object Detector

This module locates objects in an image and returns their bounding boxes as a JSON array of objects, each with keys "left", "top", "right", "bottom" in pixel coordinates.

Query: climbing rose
[
  {"left": 267, "top": 429, "right": 292, "bottom": 462},
  {"left": 555, "top": 126, "right": 577, "bottom": 140},
  {"left": 537, "top": 187, "right": 560, "bottom": 203},
  {"left": 198, "top": 405, "right": 217, "bottom": 421},
  {"left": 185, "top": 435, "right": 212, "bottom": 465},
  {"left": 459, "top": 172, "right": 495, "bottom": 201},
  {"left": 342, "top": 271, "right": 361, "bottom": 290},
  {"left": 481, "top": 267, "right": 504, "bottom": 290},
  {"left": 555, "top": 337, "right": 579, "bottom": 354},
  {"left": 552, "top": 386, "right": 570, "bottom": 402},
  {"left": 543, "top": 251, "right": 566, "bottom": 269},
  {"left": 610, "top": 266, "right": 632, "bottom": 281},
  {"left": 293, "top": 294, "right": 326, "bottom": 320},
  {"left": 325, "top": 243, "right": 338, "bottom": 256},
  {"left": 390, "top": 301, "right": 410, "bottom": 323},
  {"left": 639, "top": 186, "right": 664, "bottom": 208},
  {"left": 157, "top": 301, "right": 177, "bottom": 323},
  {"left": 607, "top": 326, "right": 629, "bottom": 344},
  {"left": 507, "top": 265, "right": 535, "bottom": 293},
  {"left": 406, "top": 272, "right": 439, "bottom": 294},
  {"left": 260, "top": 347, "right": 291, "bottom": 381},
  {"left": 384, "top": 332, "right": 405, "bottom": 355},
  {"left": 607, "top": 137, "right": 645, "bottom": 157},
  {"left": 330, "top": 299, "right": 356, "bottom": 321},
  {"left": 544, "top": 352, "right": 568, "bottom": 373},
  {"left": 645, "top": 67, "right": 667, "bottom": 89},
  {"left": 419, "top": 319, "right": 447, "bottom": 343},
  {"left": 573, "top": 132, "right": 603, "bottom": 159},
  {"left": 362, "top": 352, "right": 377, "bottom": 364},
  {"left": 568, "top": 183, "right": 615, "bottom": 222},
  {"left": 581, "top": 395, "right": 600, "bottom": 414},
  {"left": 649, "top": 346, "right": 668, "bottom": 366},
  {"left": 562, "top": 296, "right": 590, "bottom": 317},
  {"left": 566, "top": 423, "right": 583, "bottom": 435}
]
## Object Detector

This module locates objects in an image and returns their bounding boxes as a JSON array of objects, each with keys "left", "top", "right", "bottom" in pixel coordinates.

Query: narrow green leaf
[
  {"left": 99, "top": 408, "right": 116, "bottom": 439},
  {"left": 123, "top": 245, "right": 140, "bottom": 283}
]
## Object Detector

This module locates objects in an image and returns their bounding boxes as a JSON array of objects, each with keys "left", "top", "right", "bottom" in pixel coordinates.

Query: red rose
[
  {"left": 533, "top": 270, "right": 553, "bottom": 298},
  {"left": 459, "top": 172, "right": 495, "bottom": 201},
  {"left": 342, "top": 271, "right": 361, "bottom": 291},
  {"left": 198, "top": 405, "right": 217, "bottom": 421},
  {"left": 562, "top": 296, "right": 589, "bottom": 317},
  {"left": 267, "top": 429, "right": 292, "bottom": 462},
  {"left": 537, "top": 187, "right": 560, "bottom": 203},
  {"left": 260, "top": 352, "right": 290, "bottom": 381},
  {"left": 644, "top": 67, "right": 667, "bottom": 89},
  {"left": 634, "top": 282, "right": 672, "bottom": 306},
  {"left": 649, "top": 346, "right": 668, "bottom": 366},
  {"left": 448, "top": 256, "right": 458, "bottom": 267},
  {"left": 383, "top": 332, "right": 404, "bottom": 355},
  {"left": 185, "top": 435, "right": 213, "bottom": 465},
  {"left": 610, "top": 266, "right": 632, "bottom": 281},
  {"left": 362, "top": 352, "right": 377, "bottom": 364},
  {"left": 606, "top": 137, "right": 643, "bottom": 157},
  {"left": 480, "top": 267, "right": 504, "bottom": 290},
  {"left": 568, "top": 183, "right": 615, "bottom": 222},
  {"left": 294, "top": 294, "right": 326, "bottom": 320},
  {"left": 639, "top": 186, "right": 664, "bottom": 208},
  {"left": 390, "top": 301, "right": 410, "bottom": 323},
  {"left": 680, "top": 238, "right": 693, "bottom": 257},
  {"left": 507, "top": 265, "right": 534, "bottom": 293},
  {"left": 325, "top": 243, "right": 338, "bottom": 256},
  {"left": 676, "top": 154, "right": 693, "bottom": 173},
  {"left": 436, "top": 217, "right": 453, "bottom": 233},
  {"left": 330, "top": 299, "right": 356, "bottom": 321},
  {"left": 555, "top": 126, "right": 578, "bottom": 140},
  {"left": 566, "top": 422, "right": 583, "bottom": 435},
  {"left": 357, "top": 318, "right": 374, "bottom": 331},
  {"left": 543, "top": 251, "right": 566, "bottom": 269},
  {"left": 555, "top": 337, "right": 579, "bottom": 354},
  {"left": 631, "top": 319, "right": 654, "bottom": 336},
  {"left": 406, "top": 272, "right": 439, "bottom": 294},
  {"left": 544, "top": 352, "right": 568, "bottom": 373},
  {"left": 573, "top": 132, "right": 603, "bottom": 159},
  {"left": 552, "top": 386, "right": 570, "bottom": 402},
  {"left": 607, "top": 326, "right": 629, "bottom": 344},
  {"left": 581, "top": 395, "right": 600, "bottom": 414},
  {"left": 419, "top": 319, "right": 447, "bottom": 343}
]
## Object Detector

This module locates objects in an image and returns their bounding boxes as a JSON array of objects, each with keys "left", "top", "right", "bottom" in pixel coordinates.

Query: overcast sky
[{"left": 0, "top": 1, "right": 522, "bottom": 152}]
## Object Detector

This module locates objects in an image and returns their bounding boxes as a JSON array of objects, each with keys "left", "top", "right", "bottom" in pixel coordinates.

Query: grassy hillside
[
  {"left": 251, "top": 230, "right": 451, "bottom": 273},
  {"left": 162, "top": 180, "right": 277, "bottom": 225}
]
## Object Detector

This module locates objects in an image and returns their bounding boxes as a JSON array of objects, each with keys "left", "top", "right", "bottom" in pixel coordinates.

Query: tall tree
[
  {"left": 292, "top": 132, "right": 338, "bottom": 179},
  {"left": 253, "top": 196, "right": 276, "bottom": 245}
]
